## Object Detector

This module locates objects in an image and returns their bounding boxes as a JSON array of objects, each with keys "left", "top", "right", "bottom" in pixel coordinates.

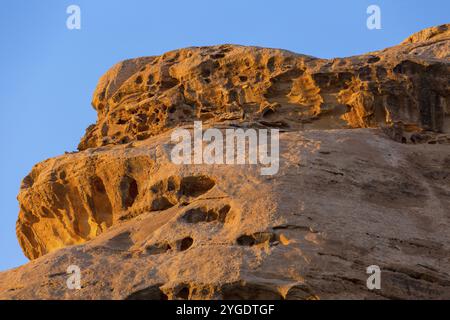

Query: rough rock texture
[
  {"left": 1, "top": 25, "right": 449, "bottom": 300},
  {"left": 78, "top": 24, "right": 449, "bottom": 152}
]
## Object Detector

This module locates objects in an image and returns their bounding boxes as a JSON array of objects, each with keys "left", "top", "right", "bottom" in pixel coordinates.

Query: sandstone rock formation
[{"left": 1, "top": 24, "right": 449, "bottom": 300}]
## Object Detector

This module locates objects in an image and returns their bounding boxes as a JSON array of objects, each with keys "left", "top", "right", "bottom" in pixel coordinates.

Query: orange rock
[{"left": 2, "top": 25, "right": 450, "bottom": 300}]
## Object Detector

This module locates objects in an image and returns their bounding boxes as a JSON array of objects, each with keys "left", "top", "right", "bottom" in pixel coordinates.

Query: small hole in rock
[
  {"left": 125, "top": 285, "right": 168, "bottom": 300},
  {"left": 121, "top": 177, "right": 138, "bottom": 208},
  {"left": 179, "top": 237, "right": 194, "bottom": 251},
  {"left": 218, "top": 205, "right": 231, "bottom": 222},
  {"left": 150, "top": 196, "right": 175, "bottom": 211},
  {"left": 367, "top": 56, "right": 380, "bottom": 64},
  {"left": 135, "top": 75, "right": 143, "bottom": 84},
  {"left": 120, "top": 136, "right": 130, "bottom": 144},
  {"left": 175, "top": 286, "right": 190, "bottom": 300},
  {"left": 210, "top": 53, "right": 225, "bottom": 59},
  {"left": 91, "top": 176, "right": 107, "bottom": 194},
  {"left": 182, "top": 207, "right": 208, "bottom": 223},
  {"left": 180, "top": 175, "right": 215, "bottom": 197},
  {"left": 167, "top": 177, "right": 178, "bottom": 191},
  {"left": 262, "top": 108, "right": 275, "bottom": 118},
  {"left": 237, "top": 235, "right": 255, "bottom": 246}
]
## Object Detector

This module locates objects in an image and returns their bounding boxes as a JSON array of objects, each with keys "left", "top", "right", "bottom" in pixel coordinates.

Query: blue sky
[{"left": 0, "top": 0, "right": 448, "bottom": 271}]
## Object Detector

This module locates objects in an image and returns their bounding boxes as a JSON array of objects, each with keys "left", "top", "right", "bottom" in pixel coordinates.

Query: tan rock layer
[
  {"left": 4, "top": 24, "right": 450, "bottom": 300},
  {"left": 79, "top": 25, "right": 449, "bottom": 151},
  {"left": 16, "top": 24, "right": 450, "bottom": 261},
  {"left": 5, "top": 129, "right": 450, "bottom": 299}
]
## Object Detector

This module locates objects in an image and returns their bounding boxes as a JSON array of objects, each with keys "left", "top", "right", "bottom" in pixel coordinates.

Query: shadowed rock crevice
[
  {"left": 220, "top": 282, "right": 284, "bottom": 300},
  {"left": 236, "top": 232, "right": 278, "bottom": 247},
  {"left": 89, "top": 176, "right": 113, "bottom": 227},
  {"left": 144, "top": 236, "right": 194, "bottom": 256},
  {"left": 148, "top": 175, "right": 216, "bottom": 212},
  {"left": 125, "top": 285, "right": 168, "bottom": 300},
  {"left": 120, "top": 176, "right": 139, "bottom": 209},
  {"left": 181, "top": 204, "right": 231, "bottom": 224}
]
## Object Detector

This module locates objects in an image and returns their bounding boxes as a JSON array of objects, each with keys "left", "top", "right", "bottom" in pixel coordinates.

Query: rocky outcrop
[
  {"left": 78, "top": 25, "right": 449, "bottom": 152},
  {"left": 402, "top": 24, "right": 449, "bottom": 45},
  {"left": 1, "top": 25, "right": 450, "bottom": 300}
]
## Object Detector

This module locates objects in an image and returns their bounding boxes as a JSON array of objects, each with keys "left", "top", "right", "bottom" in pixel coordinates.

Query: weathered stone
[
  {"left": 1, "top": 24, "right": 450, "bottom": 300},
  {"left": 78, "top": 24, "right": 450, "bottom": 151}
]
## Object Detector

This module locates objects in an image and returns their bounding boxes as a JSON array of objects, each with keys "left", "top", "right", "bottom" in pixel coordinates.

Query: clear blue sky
[{"left": 0, "top": 0, "right": 448, "bottom": 271}]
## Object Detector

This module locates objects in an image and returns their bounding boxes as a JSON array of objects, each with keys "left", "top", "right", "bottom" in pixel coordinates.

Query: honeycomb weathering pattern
[
  {"left": 80, "top": 25, "right": 449, "bottom": 151},
  {"left": 2, "top": 24, "right": 450, "bottom": 300}
]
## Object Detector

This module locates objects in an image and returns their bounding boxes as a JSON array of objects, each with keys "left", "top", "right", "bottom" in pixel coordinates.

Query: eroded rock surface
[
  {"left": 79, "top": 24, "right": 449, "bottom": 151},
  {"left": 1, "top": 24, "right": 450, "bottom": 300}
]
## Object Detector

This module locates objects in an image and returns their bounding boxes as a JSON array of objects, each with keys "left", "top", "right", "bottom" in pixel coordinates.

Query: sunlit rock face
[
  {"left": 2, "top": 25, "right": 450, "bottom": 300},
  {"left": 79, "top": 24, "right": 449, "bottom": 151}
]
